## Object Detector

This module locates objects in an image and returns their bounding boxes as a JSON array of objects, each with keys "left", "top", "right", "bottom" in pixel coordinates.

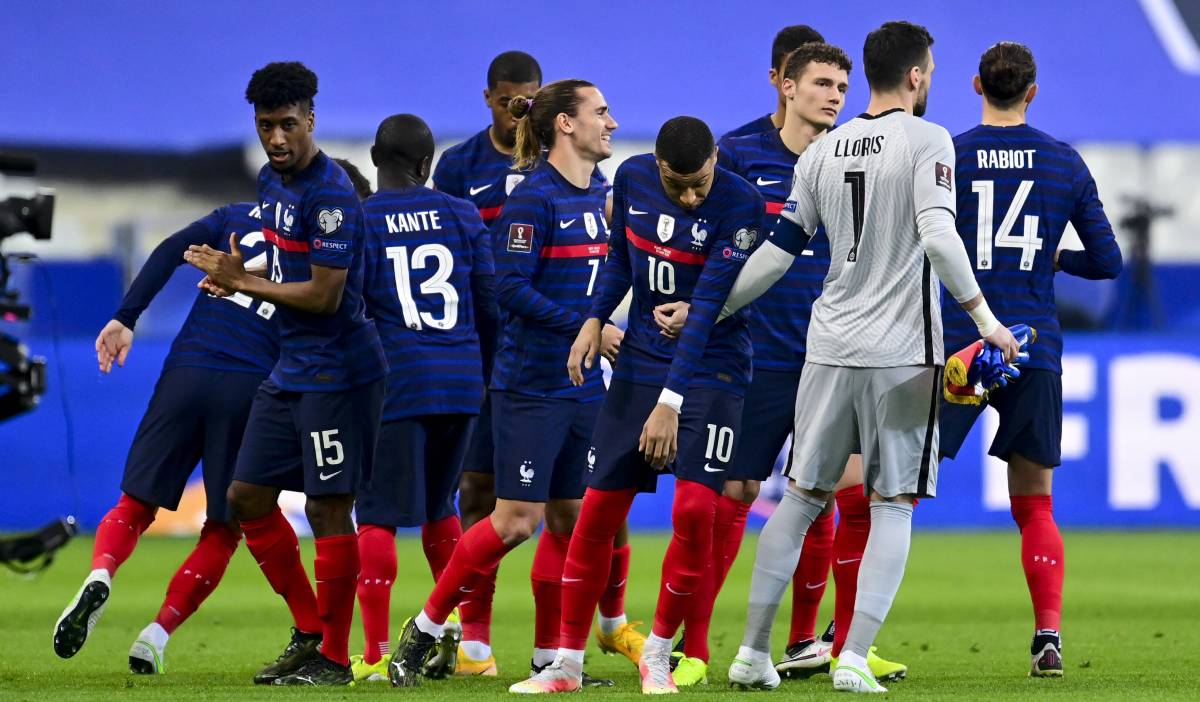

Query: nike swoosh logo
[
  {"left": 628, "top": 206, "right": 648, "bottom": 216},
  {"left": 318, "top": 470, "right": 342, "bottom": 481},
  {"left": 459, "top": 586, "right": 474, "bottom": 593},
  {"left": 469, "top": 184, "right": 493, "bottom": 196},
  {"left": 665, "top": 583, "right": 691, "bottom": 596},
  {"left": 611, "top": 579, "right": 627, "bottom": 588},
  {"left": 756, "top": 177, "right": 782, "bottom": 186},
  {"left": 703, "top": 463, "right": 725, "bottom": 473},
  {"left": 805, "top": 581, "right": 827, "bottom": 590},
  {"left": 559, "top": 219, "right": 577, "bottom": 228},
  {"left": 836, "top": 557, "right": 861, "bottom": 565},
  {"left": 562, "top": 576, "right": 583, "bottom": 583}
]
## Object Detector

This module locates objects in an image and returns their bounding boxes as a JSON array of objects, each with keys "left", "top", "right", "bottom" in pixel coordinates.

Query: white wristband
[
  {"left": 657, "top": 388, "right": 683, "bottom": 414},
  {"left": 967, "top": 298, "right": 1001, "bottom": 337}
]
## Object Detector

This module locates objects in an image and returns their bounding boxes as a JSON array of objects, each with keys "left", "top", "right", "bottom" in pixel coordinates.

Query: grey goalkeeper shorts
[{"left": 785, "top": 362, "right": 942, "bottom": 499}]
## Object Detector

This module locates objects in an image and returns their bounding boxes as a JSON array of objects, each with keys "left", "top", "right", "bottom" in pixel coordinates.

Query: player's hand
[
  {"left": 1054, "top": 249, "right": 1062, "bottom": 272},
  {"left": 197, "top": 275, "right": 234, "bottom": 298},
  {"left": 983, "top": 324, "right": 1020, "bottom": 363},
  {"left": 600, "top": 323, "right": 624, "bottom": 363},
  {"left": 639, "top": 403, "right": 679, "bottom": 470},
  {"left": 567, "top": 318, "right": 604, "bottom": 386},
  {"left": 652, "top": 301, "right": 690, "bottom": 339},
  {"left": 184, "top": 233, "right": 247, "bottom": 293},
  {"left": 95, "top": 319, "right": 133, "bottom": 373}
]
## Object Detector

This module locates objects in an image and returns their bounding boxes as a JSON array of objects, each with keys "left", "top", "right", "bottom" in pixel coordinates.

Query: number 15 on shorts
[{"left": 310, "top": 429, "right": 344, "bottom": 468}]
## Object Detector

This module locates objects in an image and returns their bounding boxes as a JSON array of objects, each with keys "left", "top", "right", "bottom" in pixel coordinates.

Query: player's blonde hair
[{"left": 507, "top": 79, "right": 595, "bottom": 171}]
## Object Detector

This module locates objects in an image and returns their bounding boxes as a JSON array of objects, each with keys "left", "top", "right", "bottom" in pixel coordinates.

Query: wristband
[
  {"left": 657, "top": 388, "right": 683, "bottom": 414},
  {"left": 967, "top": 298, "right": 1001, "bottom": 337}
]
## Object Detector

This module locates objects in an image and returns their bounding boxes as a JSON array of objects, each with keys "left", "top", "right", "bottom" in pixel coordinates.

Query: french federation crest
[
  {"left": 506, "top": 174, "right": 525, "bottom": 195},
  {"left": 656, "top": 214, "right": 675, "bottom": 243},
  {"left": 584, "top": 211, "right": 599, "bottom": 239},
  {"left": 734, "top": 227, "right": 758, "bottom": 250},
  {"left": 690, "top": 222, "right": 708, "bottom": 248}
]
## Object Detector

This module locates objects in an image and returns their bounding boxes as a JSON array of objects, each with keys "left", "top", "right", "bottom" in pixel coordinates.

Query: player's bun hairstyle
[
  {"left": 508, "top": 78, "right": 595, "bottom": 171},
  {"left": 333, "top": 158, "right": 373, "bottom": 201},
  {"left": 784, "top": 42, "right": 853, "bottom": 82},
  {"left": 863, "top": 21, "right": 934, "bottom": 91},
  {"left": 654, "top": 116, "right": 715, "bottom": 175},
  {"left": 245, "top": 61, "right": 319, "bottom": 111},
  {"left": 487, "top": 50, "right": 543, "bottom": 90},
  {"left": 773, "top": 25, "right": 825, "bottom": 71},
  {"left": 979, "top": 42, "right": 1037, "bottom": 109}
]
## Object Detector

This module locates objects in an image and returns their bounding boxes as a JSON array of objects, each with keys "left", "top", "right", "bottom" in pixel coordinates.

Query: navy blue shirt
[
  {"left": 720, "top": 114, "right": 777, "bottom": 143},
  {"left": 257, "top": 151, "right": 386, "bottom": 392},
  {"left": 490, "top": 162, "right": 610, "bottom": 401},
  {"left": 115, "top": 202, "right": 279, "bottom": 375},
  {"left": 719, "top": 129, "right": 832, "bottom": 370},
  {"left": 944, "top": 124, "right": 1122, "bottom": 373},
  {"left": 361, "top": 185, "right": 496, "bottom": 421},
  {"left": 590, "top": 154, "right": 763, "bottom": 398},
  {"left": 433, "top": 127, "right": 529, "bottom": 227}
]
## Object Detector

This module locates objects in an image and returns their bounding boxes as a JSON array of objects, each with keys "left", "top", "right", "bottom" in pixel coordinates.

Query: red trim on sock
[
  {"left": 241, "top": 508, "right": 322, "bottom": 634},
  {"left": 598, "top": 543, "right": 631, "bottom": 619},
  {"left": 424, "top": 517, "right": 514, "bottom": 624},
  {"left": 653, "top": 480, "right": 718, "bottom": 642},
  {"left": 561, "top": 487, "right": 636, "bottom": 651},
  {"left": 154, "top": 520, "right": 240, "bottom": 634},
  {"left": 421, "top": 515, "right": 463, "bottom": 582},
  {"left": 315, "top": 534, "right": 360, "bottom": 667},
  {"left": 92, "top": 494, "right": 156, "bottom": 576},
  {"left": 356, "top": 524, "right": 397, "bottom": 664},
  {"left": 531, "top": 530, "right": 570, "bottom": 649},
  {"left": 831, "top": 487, "right": 870, "bottom": 657},
  {"left": 789, "top": 509, "right": 834, "bottom": 644},
  {"left": 1011, "top": 495, "right": 1063, "bottom": 631}
]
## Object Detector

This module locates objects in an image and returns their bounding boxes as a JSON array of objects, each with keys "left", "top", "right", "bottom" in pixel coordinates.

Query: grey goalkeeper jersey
[{"left": 784, "top": 108, "right": 956, "bottom": 367}]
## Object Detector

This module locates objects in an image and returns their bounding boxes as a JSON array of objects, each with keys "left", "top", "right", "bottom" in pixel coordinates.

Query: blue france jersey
[
  {"left": 719, "top": 129, "right": 832, "bottom": 369},
  {"left": 720, "top": 114, "right": 776, "bottom": 142},
  {"left": 257, "top": 151, "right": 386, "bottom": 392},
  {"left": 115, "top": 202, "right": 279, "bottom": 375},
  {"left": 433, "top": 128, "right": 527, "bottom": 227},
  {"left": 491, "top": 163, "right": 610, "bottom": 401},
  {"left": 944, "top": 124, "right": 1122, "bottom": 373},
  {"left": 590, "top": 154, "right": 763, "bottom": 397},
  {"left": 362, "top": 186, "right": 495, "bottom": 421}
]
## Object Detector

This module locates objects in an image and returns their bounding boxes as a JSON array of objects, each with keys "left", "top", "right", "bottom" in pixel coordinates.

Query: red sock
[
  {"left": 561, "top": 487, "right": 637, "bottom": 650},
  {"left": 153, "top": 520, "right": 240, "bottom": 634},
  {"left": 240, "top": 508, "right": 322, "bottom": 634},
  {"left": 598, "top": 543, "right": 631, "bottom": 618},
  {"left": 314, "top": 534, "right": 359, "bottom": 666},
  {"left": 653, "top": 480, "right": 718, "bottom": 641},
  {"left": 831, "top": 487, "right": 870, "bottom": 657},
  {"left": 459, "top": 564, "right": 497, "bottom": 644},
  {"left": 718, "top": 498, "right": 752, "bottom": 586},
  {"left": 682, "top": 494, "right": 744, "bottom": 661},
  {"left": 1011, "top": 495, "right": 1064, "bottom": 631},
  {"left": 789, "top": 509, "right": 835, "bottom": 644},
  {"left": 421, "top": 515, "right": 462, "bottom": 582},
  {"left": 92, "top": 494, "right": 156, "bottom": 576},
  {"left": 424, "top": 517, "right": 515, "bottom": 624},
  {"left": 531, "top": 530, "right": 570, "bottom": 649},
  {"left": 356, "top": 524, "right": 396, "bottom": 664}
]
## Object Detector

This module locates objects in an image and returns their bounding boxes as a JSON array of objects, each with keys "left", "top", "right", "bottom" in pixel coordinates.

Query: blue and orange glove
[{"left": 944, "top": 324, "right": 1037, "bottom": 405}]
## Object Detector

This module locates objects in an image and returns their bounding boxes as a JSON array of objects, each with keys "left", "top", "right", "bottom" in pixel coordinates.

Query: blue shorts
[
  {"left": 234, "top": 379, "right": 385, "bottom": 496},
  {"left": 727, "top": 368, "right": 802, "bottom": 481},
  {"left": 355, "top": 414, "right": 475, "bottom": 528},
  {"left": 491, "top": 391, "right": 600, "bottom": 502},
  {"left": 587, "top": 380, "right": 744, "bottom": 494},
  {"left": 122, "top": 366, "right": 265, "bottom": 521},
  {"left": 939, "top": 369, "right": 1062, "bottom": 467},
  {"left": 461, "top": 392, "right": 494, "bottom": 475}
]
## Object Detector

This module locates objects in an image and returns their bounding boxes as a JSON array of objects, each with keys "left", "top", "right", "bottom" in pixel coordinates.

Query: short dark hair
[
  {"left": 979, "top": 42, "right": 1037, "bottom": 109},
  {"left": 772, "top": 25, "right": 825, "bottom": 71},
  {"left": 784, "top": 42, "right": 853, "bottom": 82},
  {"left": 333, "top": 158, "right": 373, "bottom": 200},
  {"left": 862, "top": 21, "right": 934, "bottom": 91},
  {"left": 373, "top": 113, "right": 435, "bottom": 167},
  {"left": 245, "top": 61, "right": 318, "bottom": 111},
  {"left": 487, "top": 51, "right": 542, "bottom": 90},
  {"left": 655, "top": 116, "right": 715, "bottom": 175}
]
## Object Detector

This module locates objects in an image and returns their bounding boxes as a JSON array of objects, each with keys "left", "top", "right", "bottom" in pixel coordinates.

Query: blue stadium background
[{"left": 2, "top": 0, "right": 1199, "bottom": 533}]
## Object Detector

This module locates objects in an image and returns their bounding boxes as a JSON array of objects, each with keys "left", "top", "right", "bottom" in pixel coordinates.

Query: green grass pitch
[{"left": 2, "top": 531, "right": 1198, "bottom": 700}]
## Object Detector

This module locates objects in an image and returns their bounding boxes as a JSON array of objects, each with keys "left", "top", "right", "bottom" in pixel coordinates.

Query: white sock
[
  {"left": 88, "top": 568, "right": 112, "bottom": 586},
  {"left": 598, "top": 613, "right": 627, "bottom": 634},
  {"left": 559, "top": 648, "right": 586, "bottom": 666},
  {"left": 138, "top": 622, "right": 169, "bottom": 649},
  {"left": 644, "top": 633, "right": 672, "bottom": 655},
  {"left": 461, "top": 640, "right": 491, "bottom": 660},
  {"left": 533, "top": 647, "right": 557, "bottom": 668},
  {"left": 415, "top": 610, "right": 444, "bottom": 638},
  {"left": 837, "top": 650, "right": 869, "bottom": 672},
  {"left": 736, "top": 645, "right": 770, "bottom": 664}
]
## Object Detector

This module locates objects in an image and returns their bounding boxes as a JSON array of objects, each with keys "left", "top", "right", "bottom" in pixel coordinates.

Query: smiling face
[
  {"left": 784, "top": 60, "right": 848, "bottom": 130},
  {"left": 561, "top": 86, "right": 618, "bottom": 163},
  {"left": 255, "top": 102, "right": 315, "bottom": 173},
  {"left": 655, "top": 151, "right": 718, "bottom": 210}
]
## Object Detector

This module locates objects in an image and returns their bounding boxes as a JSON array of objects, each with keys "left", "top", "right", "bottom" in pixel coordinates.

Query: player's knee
[
  {"left": 1007, "top": 453, "right": 1053, "bottom": 495},
  {"left": 303, "top": 494, "right": 355, "bottom": 536},
  {"left": 741, "top": 480, "right": 761, "bottom": 504},
  {"left": 489, "top": 501, "right": 542, "bottom": 544},
  {"left": 672, "top": 481, "right": 718, "bottom": 536},
  {"left": 722, "top": 480, "right": 745, "bottom": 502},
  {"left": 544, "top": 499, "right": 580, "bottom": 534},
  {"left": 227, "top": 482, "right": 272, "bottom": 521},
  {"left": 458, "top": 471, "right": 496, "bottom": 517}
]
